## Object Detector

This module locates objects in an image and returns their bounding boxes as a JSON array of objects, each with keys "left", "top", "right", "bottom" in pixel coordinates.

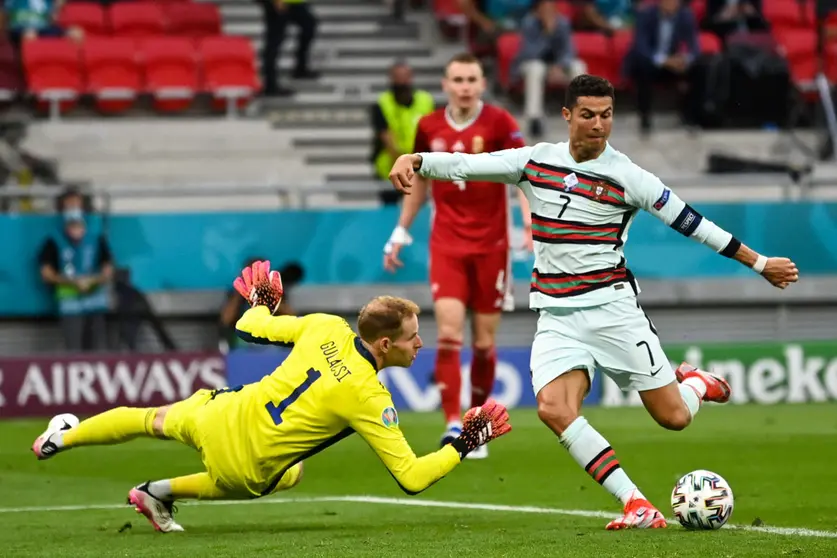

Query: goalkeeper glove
[
  {"left": 233, "top": 259, "right": 284, "bottom": 315},
  {"left": 449, "top": 399, "right": 512, "bottom": 459}
]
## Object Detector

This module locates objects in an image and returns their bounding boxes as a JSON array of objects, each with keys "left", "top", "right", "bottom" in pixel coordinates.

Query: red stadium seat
[
  {"left": 496, "top": 32, "right": 521, "bottom": 91},
  {"left": 698, "top": 32, "right": 722, "bottom": 54},
  {"left": 763, "top": 0, "right": 814, "bottom": 31},
  {"left": 200, "top": 36, "right": 260, "bottom": 114},
  {"left": 167, "top": 3, "right": 222, "bottom": 38},
  {"left": 575, "top": 32, "right": 622, "bottom": 85},
  {"left": 432, "top": 0, "right": 467, "bottom": 39},
  {"left": 139, "top": 37, "right": 199, "bottom": 112},
  {"left": 110, "top": 2, "right": 166, "bottom": 38},
  {"left": 57, "top": 2, "right": 107, "bottom": 37},
  {"left": 82, "top": 37, "right": 142, "bottom": 113},
  {"left": 433, "top": 0, "right": 465, "bottom": 23},
  {"left": 22, "top": 38, "right": 82, "bottom": 117},
  {"left": 775, "top": 28, "right": 818, "bottom": 86}
]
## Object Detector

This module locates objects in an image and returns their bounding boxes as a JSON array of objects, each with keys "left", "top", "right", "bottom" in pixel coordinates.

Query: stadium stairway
[{"left": 222, "top": 0, "right": 466, "bottom": 189}]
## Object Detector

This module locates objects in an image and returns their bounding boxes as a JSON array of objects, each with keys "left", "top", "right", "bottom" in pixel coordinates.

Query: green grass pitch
[{"left": 2, "top": 403, "right": 836, "bottom": 557}]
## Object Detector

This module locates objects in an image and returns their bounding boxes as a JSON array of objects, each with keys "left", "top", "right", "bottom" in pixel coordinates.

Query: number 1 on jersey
[{"left": 265, "top": 368, "right": 321, "bottom": 426}]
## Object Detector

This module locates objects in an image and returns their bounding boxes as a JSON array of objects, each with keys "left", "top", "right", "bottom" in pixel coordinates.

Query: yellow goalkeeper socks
[
  {"left": 61, "top": 407, "right": 156, "bottom": 449},
  {"left": 167, "top": 473, "right": 229, "bottom": 500}
]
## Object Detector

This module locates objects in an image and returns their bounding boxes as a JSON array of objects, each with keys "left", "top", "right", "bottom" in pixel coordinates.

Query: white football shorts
[{"left": 530, "top": 296, "right": 675, "bottom": 395}]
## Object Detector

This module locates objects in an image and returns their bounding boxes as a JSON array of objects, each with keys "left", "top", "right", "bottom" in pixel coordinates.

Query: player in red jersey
[{"left": 383, "top": 52, "right": 532, "bottom": 459}]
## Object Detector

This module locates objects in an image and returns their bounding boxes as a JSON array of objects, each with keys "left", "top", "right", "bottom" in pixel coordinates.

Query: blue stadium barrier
[{"left": 2, "top": 201, "right": 835, "bottom": 315}]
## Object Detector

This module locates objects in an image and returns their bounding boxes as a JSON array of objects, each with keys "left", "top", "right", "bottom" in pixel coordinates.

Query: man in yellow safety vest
[{"left": 371, "top": 60, "right": 435, "bottom": 181}]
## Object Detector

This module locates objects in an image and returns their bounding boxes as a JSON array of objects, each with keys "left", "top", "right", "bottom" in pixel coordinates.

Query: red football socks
[
  {"left": 435, "top": 338, "right": 462, "bottom": 423},
  {"left": 470, "top": 346, "right": 497, "bottom": 407}
]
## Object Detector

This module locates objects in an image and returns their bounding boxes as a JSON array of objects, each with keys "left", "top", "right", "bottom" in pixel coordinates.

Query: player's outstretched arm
[
  {"left": 350, "top": 397, "right": 511, "bottom": 494},
  {"left": 388, "top": 148, "right": 532, "bottom": 194},
  {"left": 384, "top": 175, "right": 429, "bottom": 272},
  {"left": 627, "top": 171, "right": 799, "bottom": 289}
]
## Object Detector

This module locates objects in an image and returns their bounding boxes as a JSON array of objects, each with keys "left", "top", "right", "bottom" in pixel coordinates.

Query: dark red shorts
[{"left": 428, "top": 249, "right": 513, "bottom": 313}]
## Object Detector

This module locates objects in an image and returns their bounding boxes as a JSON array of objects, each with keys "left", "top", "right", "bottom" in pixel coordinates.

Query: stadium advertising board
[
  {"left": 229, "top": 341, "right": 837, "bottom": 410},
  {"left": 0, "top": 352, "right": 225, "bottom": 418},
  {"left": 227, "top": 347, "right": 600, "bottom": 409},
  {"left": 602, "top": 341, "right": 837, "bottom": 407}
]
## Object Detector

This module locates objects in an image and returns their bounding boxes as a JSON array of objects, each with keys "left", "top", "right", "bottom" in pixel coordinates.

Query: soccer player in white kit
[{"left": 387, "top": 75, "right": 800, "bottom": 530}]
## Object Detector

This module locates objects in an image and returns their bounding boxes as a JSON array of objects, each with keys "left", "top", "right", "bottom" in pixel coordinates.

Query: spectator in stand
[
  {"left": 576, "top": 0, "right": 633, "bottom": 34},
  {"left": 3, "top": 0, "right": 83, "bottom": 49},
  {"left": 702, "top": 0, "right": 768, "bottom": 43},
  {"left": 512, "top": 0, "right": 586, "bottom": 139},
  {"left": 256, "top": 0, "right": 319, "bottom": 97},
  {"left": 623, "top": 0, "right": 701, "bottom": 135},
  {"left": 370, "top": 60, "right": 435, "bottom": 183},
  {"left": 457, "top": 0, "right": 534, "bottom": 54},
  {"left": 38, "top": 188, "right": 113, "bottom": 353}
]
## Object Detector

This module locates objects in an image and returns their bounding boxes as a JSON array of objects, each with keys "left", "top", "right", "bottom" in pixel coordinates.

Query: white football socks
[
  {"left": 679, "top": 377, "right": 706, "bottom": 418},
  {"left": 559, "top": 416, "right": 643, "bottom": 505},
  {"left": 147, "top": 479, "right": 174, "bottom": 501}
]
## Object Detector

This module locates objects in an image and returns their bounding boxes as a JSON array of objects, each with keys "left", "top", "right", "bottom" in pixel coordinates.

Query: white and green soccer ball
[{"left": 671, "top": 469, "right": 734, "bottom": 530}]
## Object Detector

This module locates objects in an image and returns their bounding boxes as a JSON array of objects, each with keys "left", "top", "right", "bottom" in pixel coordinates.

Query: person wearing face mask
[
  {"left": 38, "top": 188, "right": 114, "bottom": 352},
  {"left": 370, "top": 60, "right": 435, "bottom": 183}
]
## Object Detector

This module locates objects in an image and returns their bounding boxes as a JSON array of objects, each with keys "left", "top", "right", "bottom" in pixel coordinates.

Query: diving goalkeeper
[{"left": 31, "top": 260, "right": 512, "bottom": 533}]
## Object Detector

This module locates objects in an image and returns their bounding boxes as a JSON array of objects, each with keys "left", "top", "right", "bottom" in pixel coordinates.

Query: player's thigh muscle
[
  {"left": 588, "top": 297, "right": 674, "bottom": 392},
  {"left": 530, "top": 308, "right": 596, "bottom": 396},
  {"left": 468, "top": 249, "right": 511, "bottom": 314},
  {"left": 162, "top": 388, "right": 215, "bottom": 449},
  {"left": 429, "top": 250, "right": 469, "bottom": 304}
]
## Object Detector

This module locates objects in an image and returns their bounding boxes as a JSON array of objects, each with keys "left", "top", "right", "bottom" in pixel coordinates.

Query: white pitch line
[{"left": 1, "top": 495, "right": 835, "bottom": 539}]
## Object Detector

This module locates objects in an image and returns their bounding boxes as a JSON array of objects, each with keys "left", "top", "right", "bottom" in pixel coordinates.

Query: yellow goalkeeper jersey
[{"left": 216, "top": 306, "right": 460, "bottom": 497}]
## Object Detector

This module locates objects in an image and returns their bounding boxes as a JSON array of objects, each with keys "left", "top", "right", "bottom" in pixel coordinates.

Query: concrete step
[
  {"left": 223, "top": 20, "right": 421, "bottom": 40},
  {"left": 262, "top": 93, "right": 447, "bottom": 111},
  {"left": 294, "top": 136, "right": 371, "bottom": 148},
  {"left": 305, "top": 153, "right": 368, "bottom": 165},
  {"left": 274, "top": 40, "right": 432, "bottom": 59},
  {"left": 212, "top": 0, "right": 383, "bottom": 6},
  {"left": 326, "top": 171, "right": 380, "bottom": 183},
  {"left": 220, "top": 4, "right": 392, "bottom": 21}
]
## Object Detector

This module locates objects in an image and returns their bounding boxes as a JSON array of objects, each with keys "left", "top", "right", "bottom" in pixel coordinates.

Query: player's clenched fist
[
  {"left": 389, "top": 154, "right": 422, "bottom": 194},
  {"left": 233, "top": 259, "right": 284, "bottom": 315},
  {"left": 449, "top": 399, "right": 512, "bottom": 458},
  {"left": 761, "top": 257, "right": 799, "bottom": 290}
]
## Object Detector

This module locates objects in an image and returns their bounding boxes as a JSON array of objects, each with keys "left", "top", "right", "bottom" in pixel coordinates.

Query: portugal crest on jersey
[{"left": 592, "top": 180, "right": 609, "bottom": 201}]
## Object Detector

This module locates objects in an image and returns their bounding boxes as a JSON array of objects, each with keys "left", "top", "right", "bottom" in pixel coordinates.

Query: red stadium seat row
[
  {"left": 58, "top": 1, "right": 221, "bottom": 39},
  {"left": 23, "top": 36, "right": 259, "bottom": 116},
  {"left": 495, "top": 30, "right": 722, "bottom": 91}
]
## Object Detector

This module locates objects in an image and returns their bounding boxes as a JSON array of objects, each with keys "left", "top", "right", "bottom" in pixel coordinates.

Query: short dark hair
[
  {"left": 564, "top": 75, "right": 615, "bottom": 109},
  {"left": 445, "top": 52, "right": 483, "bottom": 73}
]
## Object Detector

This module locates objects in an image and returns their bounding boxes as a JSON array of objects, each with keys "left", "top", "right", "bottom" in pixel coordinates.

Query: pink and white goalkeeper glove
[
  {"left": 450, "top": 399, "right": 512, "bottom": 459},
  {"left": 233, "top": 260, "right": 284, "bottom": 315}
]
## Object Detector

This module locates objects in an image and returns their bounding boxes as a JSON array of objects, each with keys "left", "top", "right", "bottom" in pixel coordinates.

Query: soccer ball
[
  {"left": 670, "top": 469, "right": 734, "bottom": 530},
  {"left": 48, "top": 413, "right": 79, "bottom": 433}
]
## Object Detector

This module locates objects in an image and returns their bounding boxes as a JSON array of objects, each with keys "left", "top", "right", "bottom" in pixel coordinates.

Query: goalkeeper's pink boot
[
  {"left": 128, "top": 483, "right": 184, "bottom": 533},
  {"left": 605, "top": 496, "right": 667, "bottom": 530},
  {"left": 675, "top": 362, "right": 731, "bottom": 404}
]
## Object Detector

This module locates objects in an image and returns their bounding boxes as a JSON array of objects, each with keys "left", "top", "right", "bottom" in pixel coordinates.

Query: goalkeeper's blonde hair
[{"left": 357, "top": 296, "right": 420, "bottom": 343}]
